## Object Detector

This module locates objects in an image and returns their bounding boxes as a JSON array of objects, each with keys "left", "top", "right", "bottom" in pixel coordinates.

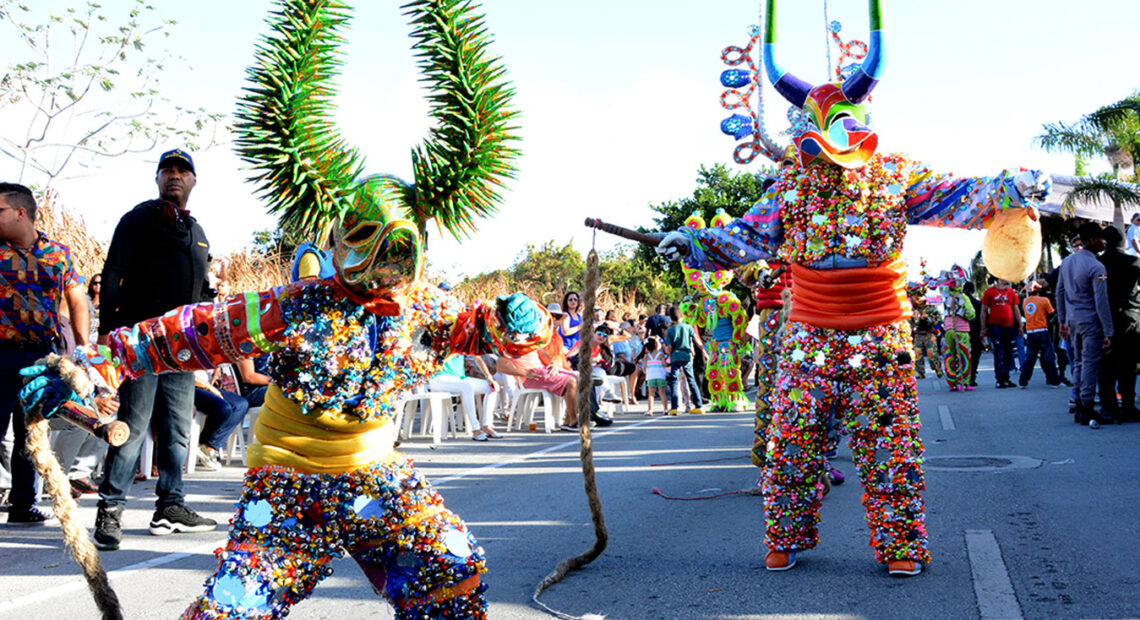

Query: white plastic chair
[
  {"left": 507, "top": 388, "right": 561, "bottom": 433},
  {"left": 601, "top": 376, "right": 629, "bottom": 415},
  {"left": 246, "top": 406, "right": 261, "bottom": 451},
  {"left": 186, "top": 410, "right": 208, "bottom": 474},
  {"left": 141, "top": 410, "right": 203, "bottom": 478},
  {"left": 140, "top": 430, "right": 156, "bottom": 480},
  {"left": 396, "top": 389, "right": 459, "bottom": 445},
  {"left": 223, "top": 410, "right": 249, "bottom": 466}
]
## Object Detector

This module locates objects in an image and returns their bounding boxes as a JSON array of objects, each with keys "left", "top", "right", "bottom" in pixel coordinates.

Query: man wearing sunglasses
[{"left": 0, "top": 183, "right": 91, "bottom": 525}]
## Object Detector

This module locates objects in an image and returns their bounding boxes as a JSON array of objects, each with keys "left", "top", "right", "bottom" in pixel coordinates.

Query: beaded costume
[
  {"left": 679, "top": 210, "right": 750, "bottom": 412},
  {"left": 738, "top": 260, "right": 791, "bottom": 467},
  {"left": 908, "top": 284, "right": 944, "bottom": 381},
  {"left": 663, "top": 0, "right": 1050, "bottom": 572},
  {"left": 21, "top": 0, "right": 521, "bottom": 616},
  {"left": 936, "top": 267, "right": 977, "bottom": 391}
]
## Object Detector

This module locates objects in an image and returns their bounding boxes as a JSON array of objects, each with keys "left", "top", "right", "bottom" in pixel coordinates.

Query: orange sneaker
[
  {"left": 888, "top": 559, "right": 923, "bottom": 577},
  {"left": 764, "top": 550, "right": 797, "bottom": 571}
]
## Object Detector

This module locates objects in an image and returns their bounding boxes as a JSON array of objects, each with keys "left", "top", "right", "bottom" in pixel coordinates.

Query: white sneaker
[{"left": 195, "top": 446, "right": 221, "bottom": 471}]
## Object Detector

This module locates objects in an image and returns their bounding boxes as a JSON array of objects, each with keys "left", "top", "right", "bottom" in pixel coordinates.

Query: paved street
[{"left": 2, "top": 364, "right": 1139, "bottom": 619}]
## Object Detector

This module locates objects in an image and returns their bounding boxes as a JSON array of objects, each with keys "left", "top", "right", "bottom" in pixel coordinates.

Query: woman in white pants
[{"left": 429, "top": 354, "right": 501, "bottom": 441}]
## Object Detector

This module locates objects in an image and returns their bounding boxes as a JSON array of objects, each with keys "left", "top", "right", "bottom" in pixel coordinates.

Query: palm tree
[{"left": 1037, "top": 92, "right": 1140, "bottom": 233}]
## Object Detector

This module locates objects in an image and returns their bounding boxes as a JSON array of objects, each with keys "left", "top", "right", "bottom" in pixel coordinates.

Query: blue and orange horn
[
  {"left": 840, "top": 0, "right": 884, "bottom": 103},
  {"left": 764, "top": 0, "right": 885, "bottom": 107}
]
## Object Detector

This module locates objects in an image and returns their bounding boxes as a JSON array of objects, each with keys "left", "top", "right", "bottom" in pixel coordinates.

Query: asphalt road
[{"left": 2, "top": 364, "right": 1139, "bottom": 619}]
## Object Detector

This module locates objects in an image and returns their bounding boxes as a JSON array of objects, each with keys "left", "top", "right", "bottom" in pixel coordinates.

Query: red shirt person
[{"left": 980, "top": 278, "right": 1024, "bottom": 388}]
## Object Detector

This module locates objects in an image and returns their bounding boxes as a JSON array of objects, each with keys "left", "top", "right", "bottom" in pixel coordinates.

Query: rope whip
[
  {"left": 531, "top": 245, "right": 608, "bottom": 620},
  {"left": 25, "top": 412, "right": 123, "bottom": 619}
]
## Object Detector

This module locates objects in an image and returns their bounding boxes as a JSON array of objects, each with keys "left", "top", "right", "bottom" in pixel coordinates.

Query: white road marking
[
  {"left": 0, "top": 539, "right": 224, "bottom": 613},
  {"left": 939, "top": 404, "right": 955, "bottom": 430},
  {"left": 0, "top": 417, "right": 665, "bottom": 610},
  {"left": 965, "top": 529, "right": 1024, "bottom": 620},
  {"left": 433, "top": 416, "right": 661, "bottom": 484}
]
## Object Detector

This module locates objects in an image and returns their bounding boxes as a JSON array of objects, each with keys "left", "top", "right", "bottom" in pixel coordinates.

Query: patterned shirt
[{"left": 0, "top": 231, "right": 80, "bottom": 347}]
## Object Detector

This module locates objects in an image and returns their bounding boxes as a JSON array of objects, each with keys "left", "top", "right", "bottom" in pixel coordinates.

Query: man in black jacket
[
  {"left": 93, "top": 149, "right": 217, "bottom": 550},
  {"left": 1098, "top": 226, "right": 1140, "bottom": 420}
]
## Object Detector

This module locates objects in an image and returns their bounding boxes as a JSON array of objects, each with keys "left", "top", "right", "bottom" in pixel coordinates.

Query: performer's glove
[
  {"left": 655, "top": 231, "right": 691, "bottom": 262},
  {"left": 759, "top": 269, "right": 775, "bottom": 289},
  {"left": 19, "top": 365, "right": 80, "bottom": 419},
  {"left": 1014, "top": 170, "right": 1051, "bottom": 205}
]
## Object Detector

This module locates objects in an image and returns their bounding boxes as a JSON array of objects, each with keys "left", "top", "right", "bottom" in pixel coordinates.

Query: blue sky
[{"left": 3, "top": 0, "right": 1138, "bottom": 281}]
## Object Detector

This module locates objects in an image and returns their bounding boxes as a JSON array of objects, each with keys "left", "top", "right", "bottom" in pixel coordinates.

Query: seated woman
[
  {"left": 609, "top": 322, "right": 642, "bottom": 404},
  {"left": 493, "top": 294, "right": 609, "bottom": 430},
  {"left": 235, "top": 354, "right": 271, "bottom": 408},
  {"left": 590, "top": 325, "right": 628, "bottom": 407},
  {"left": 429, "top": 354, "right": 502, "bottom": 441},
  {"left": 558, "top": 291, "right": 583, "bottom": 367},
  {"left": 192, "top": 366, "right": 250, "bottom": 468}
]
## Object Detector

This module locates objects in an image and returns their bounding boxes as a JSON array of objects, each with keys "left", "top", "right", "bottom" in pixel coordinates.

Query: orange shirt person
[
  {"left": 1018, "top": 287, "right": 1062, "bottom": 388},
  {"left": 1023, "top": 293, "right": 1054, "bottom": 332}
]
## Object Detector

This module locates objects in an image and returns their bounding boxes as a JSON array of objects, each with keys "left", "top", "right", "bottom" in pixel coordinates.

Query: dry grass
[
  {"left": 451, "top": 273, "right": 647, "bottom": 319},
  {"left": 222, "top": 246, "right": 289, "bottom": 294},
  {"left": 35, "top": 190, "right": 108, "bottom": 280},
  {"left": 36, "top": 191, "right": 288, "bottom": 292}
]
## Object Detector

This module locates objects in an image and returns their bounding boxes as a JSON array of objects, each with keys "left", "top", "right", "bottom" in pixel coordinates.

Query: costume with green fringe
[
  {"left": 17, "top": 0, "right": 517, "bottom": 617},
  {"left": 181, "top": 1, "right": 519, "bottom": 617}
]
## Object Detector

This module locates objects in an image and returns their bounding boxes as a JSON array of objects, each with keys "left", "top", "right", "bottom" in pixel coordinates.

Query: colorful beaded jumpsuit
[
  {"left": 658, "top": 0, "right": 1050, "bottom": 574},
  {"left": 907, "top": 283, "right": 944, "bottom": 381},
  {"left": 741, "top": 259, "right": 792, "bottom": 467},
  {"left": 679, "top": 210, "right": 750, "bottom": 412},
  {"left": 21, "top": 0, "right": 521, "bottom": 616},
  {"left": 937, "top": 267, "right": 977, "bottom": 391}
]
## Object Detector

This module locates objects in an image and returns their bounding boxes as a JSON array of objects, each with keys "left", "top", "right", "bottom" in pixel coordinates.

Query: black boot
[
  {"left": 1098, "top": 408, "right": 1120, "bottom": 425},
  {"left": 1075, "top": 402, "right": 1092, "bottom": 426},
  {"left": 94, "top": 503, "right": 124, "bottom": 550}
]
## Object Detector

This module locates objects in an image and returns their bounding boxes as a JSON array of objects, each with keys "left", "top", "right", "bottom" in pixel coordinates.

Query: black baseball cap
[{"left": 157, "top": 148, "right": 195, "bottom": 174}]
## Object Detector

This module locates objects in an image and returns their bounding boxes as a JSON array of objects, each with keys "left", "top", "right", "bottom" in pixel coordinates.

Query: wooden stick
[
  {"left": 54, "top": 401, "right": 130, "bottom": 446},
  {"left": 583, "top": 218, "right": 664, "bottom": 247}
]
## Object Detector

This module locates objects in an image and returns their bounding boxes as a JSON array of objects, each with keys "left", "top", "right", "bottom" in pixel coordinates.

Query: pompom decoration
[{"left": 982, "top": 208, "right": 1041, "bottom": 282}]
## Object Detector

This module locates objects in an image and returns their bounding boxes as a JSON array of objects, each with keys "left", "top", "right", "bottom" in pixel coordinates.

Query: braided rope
[
  {"left": 531, "top": 249, "right": 608, "bottom": 620},
  {"left": 25, "top": 413, "right": 123, "bottom": 619}
]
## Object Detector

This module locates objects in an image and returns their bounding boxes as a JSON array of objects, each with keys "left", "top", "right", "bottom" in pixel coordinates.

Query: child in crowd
[{"left": 641, "top": 337, "right": 668, "bottom": 416}]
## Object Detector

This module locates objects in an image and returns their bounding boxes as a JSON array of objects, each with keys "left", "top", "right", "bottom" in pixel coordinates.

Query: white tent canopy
[{"left": 1043, "top": 174, "right": 1140, "bottom": 223}]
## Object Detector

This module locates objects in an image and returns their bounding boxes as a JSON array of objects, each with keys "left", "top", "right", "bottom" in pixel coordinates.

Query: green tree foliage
[
  {"left": 455, "top": 240, "right": 680, "bottom": 311},
  {"left": 456, "top": 164, "right": 780, "bottom": 311},
  {"left": 250, "top": 228, "right": 311, "bottom": 263},
  {"left": 1036, "top": 90, "right": 1140, "bottom": 233},
  {"left": 634, "top": 163, "right": 777, "bottom": 303},
  {"left": 510, "top": 240, "right": 585, "bottom": 295},
  {"left": 0, "top": 0, "right": 225, "bottom": 187},
  {"left": 597, "top": 244, "right": 680, "bottom": 308}
]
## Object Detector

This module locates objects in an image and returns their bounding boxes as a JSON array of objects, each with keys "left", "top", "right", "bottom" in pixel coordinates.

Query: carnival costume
[
  {"left": 679, "top": 210, "right": 750, "bottom": 412},
  {"left": 20, "top": 0, "right": 521, "bottom": 617},
  {"left": 738, "top": 260, "right": 791, "bottom": 467},
  {"left": 908, "top": 284, "right": 944, "bottom": 380},
  {"left": 937, "top": 267, "right": 976, "bottom": 391},
  {"left": 660, "top": 0, "right": 1050, "bottom": 574}
]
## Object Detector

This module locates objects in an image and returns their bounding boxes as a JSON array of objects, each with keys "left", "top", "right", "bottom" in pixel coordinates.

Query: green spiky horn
[
  {"left": 235, "top": 0, "right": 365, "bottom": 243},
  {"left": 404, "top": 0, "right": 520, "bottom": 238}
]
